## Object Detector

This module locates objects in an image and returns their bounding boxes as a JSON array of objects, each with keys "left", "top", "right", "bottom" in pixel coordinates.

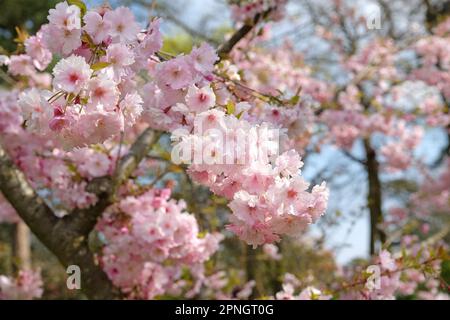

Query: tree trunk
[
  {"left": 363, "top": 138, "right": 386, "bottom": 255},
  {"left": 13, "top": 220, "right": 31, "bottom": 270}
]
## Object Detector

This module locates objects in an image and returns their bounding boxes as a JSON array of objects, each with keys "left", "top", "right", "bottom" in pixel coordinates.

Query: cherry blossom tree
[{"left": 0, "top": 0, "right": 448, "bottom": 300}]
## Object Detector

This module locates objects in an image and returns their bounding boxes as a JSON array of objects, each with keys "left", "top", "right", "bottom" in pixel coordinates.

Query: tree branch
[
  {"left": 0, "top": 144, "right": 119, "bottom": 299},
  {"left": 217, "top": 8, "right": 273, "bottom": 60},
  {"left": 112, "top": 129, "right": 163, "bottom": 191},
  {"left": 63, "top": 129, "right": 162, "bottom": 236},
  {"left": 342, "top": 150, "right": 367, "bottom": 166},
  {"left": 363, "top": 138, "right": 386, "bottom": 255}
]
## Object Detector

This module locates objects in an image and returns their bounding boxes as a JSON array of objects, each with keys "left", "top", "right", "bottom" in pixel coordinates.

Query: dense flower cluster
[
  {"left": 405, "top": 159, "right": 450, "bottom": 218},
  {"left": 0, "top": 1, "right": 329, "bottom": 245},
  {"left": 96, "top": 188, "right": 222, "bottom": 299},
  {"left": 340, "top": 237, "right": 448, "bottom": 300},
  {"left": 174, "top": 113, "right": 328, "bottom": 246},
  {"left": 275, "top": 273, "right": 331, "bottom": 300},
  {"left": 13, "top": 4, "right": 163, "bottom": 149},
  {"left": 231, "top": 42, "right": 332, "bottom": 152}
]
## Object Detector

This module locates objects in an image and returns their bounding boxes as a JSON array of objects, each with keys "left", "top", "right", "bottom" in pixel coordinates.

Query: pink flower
[
  {"left": 105, "top": 43, "right": 135, "bottom": 79},
  {"left": 87, "top": 74, "right": 119, "bottom": 110},
  {"left": 156, "top": 56, "right": 194, "bottom": 90},
  {"left": 18, "top": 88, "right": 53, "bottom": 134},
  {"left": 103, "top": 7, "right": 140, "bottom": 43},
  {"left": 185, "top": 85, "right": 216, "bottom": 112},
  {"left": 47, "top": 1, "right": 81, "bottom": 31},
  {"left": 72, "top": 148, "right": 111, "bottom": 178},
  {"left": 41, "top": 24, "right": 81, "bottom": 56},
  {"left": 189, "top": 43, "right": 218, "bottom": 75},
  {"left": 97, "top": 189, "right": 221, "bottom": 299},
  {"left": 24, "top": 31, "right": 52, "bottom": 71},
  {"left": 120, "top": 92, "right": 143, "bottom": 125},
  {"left": 83, "top": 11, "right": 112, "bottom": 44},
  {"left": 379, "top": 250, "right": 397, "bottom": 272},
  {"left": 70, "top": 111, "right": 123, "bottom": 147},
  {"left": 275, "top": 150, "right": 304, "bottom": 177},
  {"left": 275, "top": 283, "right": 295, "bottom": 299},
  {"left": 8, "top": 55, "right": 35, "bottom": 76},
  {"left": 0, "top": 269, "right": 43, "bottom": 300},
  {"left": 53, "top": 55, "right": 92, "bottom": 94},
  {"left": 49, "top": 116, "right": 70, "bottom": 132},
  {"left": 136, "top": 18, "right": 162, "bottom": 58}
]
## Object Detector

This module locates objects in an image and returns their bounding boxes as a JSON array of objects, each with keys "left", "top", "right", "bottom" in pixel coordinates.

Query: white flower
[
  {"left": 120, "top": 92, "right": 143, "bottom": 125},
  {"left": 53, "top": 55, "right": 92, "bottom": 94},
  {"left": 87, "top": 74, "right": 119, "bottom": 111},
  {"left": 83, "top": 11, "right": 112, "bottom": 44},
  {"left": 104, "top": 7, "right": 140, "bottom": 43},
  {"left": 185, "top": 85, "right": 216, "bottom": 112},
  {"left": 47, "top": 1, "right": 81, "bottom": 31}
]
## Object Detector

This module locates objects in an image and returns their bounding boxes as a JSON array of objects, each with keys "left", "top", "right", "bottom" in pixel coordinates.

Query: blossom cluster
[
  {"left": 231, "top": 42, "right": 332, "bottom": 152},
  {"left": 141, "top": 42, "right": 219, "bottom": 132},
  {"left": 96, "top": 188, "right": 222, "bottom": 299},
  {"left": 0, "top": 89, "right": 114, "bottom": 212},
  {"left": 0, "top": 270, "right": 43, "bottom": 300},
  {"left": 201, "top": 271, "right": 257, "bottom": 299},
  {"left": 5, "top": 2, "right": 163, "bottom": 149},
  {"left": 408, "top": 159, "right": 450, "bottom": 218},
  {"left": 275, "top": 273, "right": 331, "bottom": 300},
  {"left": 340, "top": 237, "right": 448, "bottom": 300},
  {"left": 380, "top": 121, "right": 423, "bottom": 171},
  {"left": 174, "top": 111, "right": 328, "bottom": 246}
]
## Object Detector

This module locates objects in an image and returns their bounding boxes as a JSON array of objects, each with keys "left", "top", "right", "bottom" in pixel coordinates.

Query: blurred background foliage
[{"left": 0, "top": 0, "right": 58, "bottom": 52}]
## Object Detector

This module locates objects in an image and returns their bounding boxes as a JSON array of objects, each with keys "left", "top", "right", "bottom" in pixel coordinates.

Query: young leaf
[
  {"left": 91, "top": 62, "right": 111, "bottom": 71},
  {"left": 226, "top": 101, "right": 235, "bottom": 115}
]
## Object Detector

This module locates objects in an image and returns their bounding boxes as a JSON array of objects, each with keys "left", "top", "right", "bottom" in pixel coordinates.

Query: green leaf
[
  {"left": 226, "top": 101, "right": 235, "bottom": 115},
  {"left": 68, "top": 0, "right": 87, "bottom": 16},
  {"left": 91, "top": 62, "right": 111, "bottom": 71},
  {"left": 289, "top": 95, "right": 300, "bottom": 105}
]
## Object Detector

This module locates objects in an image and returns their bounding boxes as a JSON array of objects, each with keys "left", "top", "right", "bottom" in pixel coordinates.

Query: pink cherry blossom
[
  {"left": 7, "top": 55, "right": 35, "bottom": 77},
  {"left": 103, "top": 7, "right": 140, "bottom": 43},
  {"left": 87, "top": 74, "right": 119, "bottom": 110},
  {"left": 120, "top": 92, "right": 143, "bottom": 125},
  {"left": 52, "top": 55, "right": 92, "bottom": 94},
  {"left": 189, "top": 43, "right": 218, "bottom": 75},
  {"left": 47, "top": 1, "right": 81, "bottom": 31},
  {"left": 156, "top": 56, "right": 194, "bottom": 90},
  {"left": 83, "top": 11, "right": 112, "bottom": 44},
  {"left": 71, "top": 147, "right": 111, "bottom": 178},
  {"left": 41, "top": 23, "right": 81, "bottom": 56},
  {"left": 24, "top": 31, "right": 52, "bottom": 71},
  {"left": 185, "top": 85, "right": 216, "bottom": 112}
]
